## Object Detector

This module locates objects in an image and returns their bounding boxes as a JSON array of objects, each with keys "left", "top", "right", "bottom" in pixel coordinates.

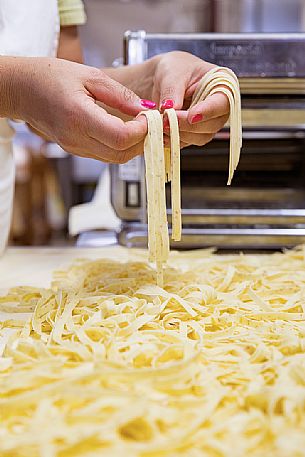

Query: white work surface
[{"left": 0, "top": 247, "right": 137, "bottom": 292}]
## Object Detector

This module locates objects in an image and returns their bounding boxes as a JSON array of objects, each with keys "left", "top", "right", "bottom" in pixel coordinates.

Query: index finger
[
  {"left": 87, "top": 102, "right": 148, "bottom": 150},
  {"left": 175, "top": 111, "right": 229, "bottom": 133},
  {"left": 187, "top": 92, "right": 230, "bottom": 124}
]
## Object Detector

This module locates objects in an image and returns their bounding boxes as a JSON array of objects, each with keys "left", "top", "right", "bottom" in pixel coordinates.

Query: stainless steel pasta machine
[{"left": 110, "top": 31, "right": 305, "bottom": 249}]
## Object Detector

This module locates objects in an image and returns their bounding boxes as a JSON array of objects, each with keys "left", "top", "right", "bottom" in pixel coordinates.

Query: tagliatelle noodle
[
  {"left": 191, "top": 67, "right": 242, "bottom": 184},
  {"left": 142, "top": 110, "right": 169, "bottom": 286},
  {"left": 142, "top": 66, "right": 242, "bottom": 281},
  {"left": 164, "top": 108, "right": 181, "bottom": 242},
  {"left": 0, "top": 68, "right": 255, "bottom": 457},
  {"left": 1, "top": 247, "right": 305, "bottom": 456}
]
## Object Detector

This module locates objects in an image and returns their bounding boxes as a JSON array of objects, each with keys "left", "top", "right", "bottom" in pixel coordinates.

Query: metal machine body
[{"left": 110, "top": 32, "right": 305, "bottom": 249}]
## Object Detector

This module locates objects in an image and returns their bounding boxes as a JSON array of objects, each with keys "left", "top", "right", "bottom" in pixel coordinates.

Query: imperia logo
[{"left": 210, "top": 42, "right": 262, "bottom": 59}]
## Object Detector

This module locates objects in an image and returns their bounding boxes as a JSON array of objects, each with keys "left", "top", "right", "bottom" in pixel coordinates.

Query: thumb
[
  {"left": 85, "top": 70, "right": 155, "bottom": 117},
  {"left": 156, "top": 74, "right": 187, "bottom": 111}
]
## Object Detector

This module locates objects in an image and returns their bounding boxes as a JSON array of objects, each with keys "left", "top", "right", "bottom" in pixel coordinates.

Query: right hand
[{"left": 4, "top": 57, "right": 149, "bottom": 163}]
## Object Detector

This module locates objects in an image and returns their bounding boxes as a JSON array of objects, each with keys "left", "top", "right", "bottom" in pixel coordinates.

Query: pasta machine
[{"left": 110, "top": 32, "right": 305, "bottom": 249}]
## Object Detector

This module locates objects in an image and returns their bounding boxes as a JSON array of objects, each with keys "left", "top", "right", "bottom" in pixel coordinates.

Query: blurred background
[{"left": 10, "top": 0, "right": 305, "bottom": 247}]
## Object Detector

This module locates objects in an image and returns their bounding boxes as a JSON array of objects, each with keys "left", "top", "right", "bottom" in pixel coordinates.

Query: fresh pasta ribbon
[
  {"left": 164, "top": 108, "right": 181, "bottom": 243},
  {"left": 1, "top": 247, "right": 305, "bottom": 456},
  {"left": 143, "top": 66, "right": 242, "bottom": 283},
  {"left": 142, "top": 110, "right": 169, "bottom": 286},
  {"left": 191, "top": 67, "right": 242, "bottom": 184}
]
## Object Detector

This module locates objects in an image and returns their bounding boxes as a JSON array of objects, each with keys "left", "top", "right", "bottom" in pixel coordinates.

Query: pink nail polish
[
  {"left": 161, "top": 99, "right": 174, "bottom": 109},
  {"left": 191, "top": 113, "right": 203, "bottom": 124},
  {"left": 141, "top": 99, "right": 156, "bottom": 109}
]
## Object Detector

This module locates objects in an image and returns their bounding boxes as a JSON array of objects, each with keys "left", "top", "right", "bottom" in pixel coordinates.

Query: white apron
[{"left": 0, "top": 0, "right": 60, "bottom": 255}]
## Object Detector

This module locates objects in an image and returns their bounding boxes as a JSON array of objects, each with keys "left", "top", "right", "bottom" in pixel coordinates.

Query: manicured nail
[
  {"left": 191, "top": 113, "right": 203, "bottom": 124},
  {"left": 161, "top": 99, "right": 174, "bottom": 110},
  {"left": 141, "top": 99, "right": 156, "bottom": 109}
]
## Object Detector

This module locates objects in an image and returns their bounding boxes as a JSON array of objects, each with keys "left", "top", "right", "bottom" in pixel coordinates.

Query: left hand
[{"left": 149, "top": 51, "right": 230, "bottom": 149}]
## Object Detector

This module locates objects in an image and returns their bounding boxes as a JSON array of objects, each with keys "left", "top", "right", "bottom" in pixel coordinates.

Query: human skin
[
  {"left": 57, "top": 26, "right": 230, "bottom": 149},
  {"left": 57, "top": 25, "right": 83, "bottom": 64},
  {"left": 104, "top": 51, "right": 229, "bottom": 149},
  {"left": 0, "top": 49, "right": 229, "bottom": 163}
]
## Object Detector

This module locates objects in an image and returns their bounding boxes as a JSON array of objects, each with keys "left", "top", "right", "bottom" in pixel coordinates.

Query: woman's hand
[
  {"left": 106, "top": 51, "right": 230, "bottom": 149},
  {"left": 152, "top": 51, "right": 230, "bottom": 148},
  {"left": 0, "top": 56, "right": 151, "bottom": 163}
]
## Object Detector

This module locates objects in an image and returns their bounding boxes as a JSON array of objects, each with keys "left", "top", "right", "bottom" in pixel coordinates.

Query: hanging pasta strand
[
  {"left": 191, "top": 67, "right": 242, "bottom": 184},
  {"left": 142, "top": 66, "right": 242, "bottom": 284},
  {"left": 142, "top": 112, "right": 157, "bottom": 264},
  {"left": 164, "top": 108, "right": 181, "bottom": 242},
  {"left": 142, "top": 110, "right": 169, "bottom": 286}
]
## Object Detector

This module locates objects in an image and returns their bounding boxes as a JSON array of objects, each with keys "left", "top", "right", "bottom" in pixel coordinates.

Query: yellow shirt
[{"left": 58, "top": 0, "right": 86, "bottom": 26}]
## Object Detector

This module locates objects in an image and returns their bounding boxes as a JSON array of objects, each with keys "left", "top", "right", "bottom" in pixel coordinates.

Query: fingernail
[
  {"left": 141, "top": 99, "right": 156, "bottom": 109},
  {"left": 161, "top": 99, "right": 174, "bottom": 110},
  {"left": 191, "top": 113, "right": 203, "bottom": 124}
]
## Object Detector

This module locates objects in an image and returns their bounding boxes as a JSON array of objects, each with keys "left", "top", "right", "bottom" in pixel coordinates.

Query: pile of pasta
[
  {"left": 143, "top": 67, "right": 242, "bottom": 285},
  {"left": 1, "top": 246, "right": 305, "bottom": 456}
]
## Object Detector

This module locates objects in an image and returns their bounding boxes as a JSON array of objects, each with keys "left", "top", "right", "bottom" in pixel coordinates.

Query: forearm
[
  {"left": 103, "top": 55, "right": 161, "bottom": 100},
  {"left": 57, "top": 26, "right": 83, "bottom": 63},
  {"left": 0, "top": 56, "right": 22, "bottom": 119}
]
